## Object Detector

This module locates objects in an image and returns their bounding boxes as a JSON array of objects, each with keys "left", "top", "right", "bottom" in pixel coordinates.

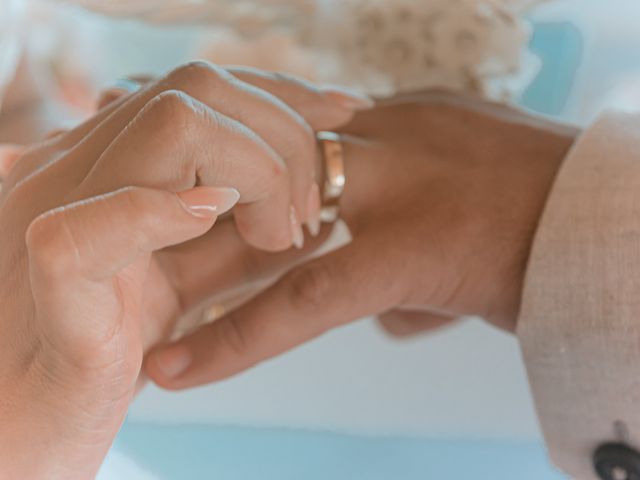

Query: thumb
[
  {"left": 145, "top": 233, "right": 403, "bottom": 389},
  {"left": 26, "top": 186, "right": 239, "bottom": 372}
]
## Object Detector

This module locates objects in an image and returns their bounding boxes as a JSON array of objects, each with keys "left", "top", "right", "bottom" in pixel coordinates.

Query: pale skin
[
  {"left": 0, "top": 61, "right": 369, "bottom": 479},
  {"left": 0, "top": 65, "right": 578, "bottom": 477}
]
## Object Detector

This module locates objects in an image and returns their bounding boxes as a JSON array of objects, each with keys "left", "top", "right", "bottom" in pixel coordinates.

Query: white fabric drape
[
  {"left": 1, "top": 0, "right": 543, "bottom": 100},
  {"left": 51, "top": 0, "right": 542, "bottom": 98}
]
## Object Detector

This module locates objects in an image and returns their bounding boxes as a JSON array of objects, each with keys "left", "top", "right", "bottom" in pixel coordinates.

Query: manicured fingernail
[
  {"left": 178, "top": 187, "right": 240, "bottom": 219},
  {"left": 321, "top": 85, "right": 375, "bottom": 110},
  {"left": 290, "top": 205, "right": 305, "bottom": 249},
  {"left": 306, "top": 184, "right": 321, "bottom": 237},
  {"left": 151, "top": 345, "right": 192, "bottom": 379}
]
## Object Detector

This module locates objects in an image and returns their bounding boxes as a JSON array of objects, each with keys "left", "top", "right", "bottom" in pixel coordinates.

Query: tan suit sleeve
[{"left": 518, "top": 111, "right": 640, "bottom": 479}]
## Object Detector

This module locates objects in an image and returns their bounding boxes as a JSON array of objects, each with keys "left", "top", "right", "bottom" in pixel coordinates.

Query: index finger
[
  {"left": 225, "top": 66, "right": 373, "bottom": 130},
  {"left": 145, "top": 233, "right": 405, "bottom": 389}
]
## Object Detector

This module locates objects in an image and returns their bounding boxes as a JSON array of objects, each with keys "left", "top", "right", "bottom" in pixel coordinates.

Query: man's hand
[{"left": 145, "top": 92, "right": 579, "bottom": 388}]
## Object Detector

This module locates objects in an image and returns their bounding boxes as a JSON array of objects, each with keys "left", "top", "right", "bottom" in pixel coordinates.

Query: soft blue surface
[
  {"left": 521, "top": 22, "right": 583, "bottom": 115},
  {"left": 111, "top": 22, "right": 581, "bottom": 480},
  {"left": 115, "top": 423, "right": 566, "bottom": 480}
]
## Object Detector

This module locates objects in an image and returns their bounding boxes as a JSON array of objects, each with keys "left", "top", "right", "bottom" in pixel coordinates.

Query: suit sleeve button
[{"left": 594, "top": 443, "right": 640, "bottom": 480}]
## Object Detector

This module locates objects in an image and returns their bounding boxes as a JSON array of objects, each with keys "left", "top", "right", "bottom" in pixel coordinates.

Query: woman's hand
[
  {"left": 145, "top": 92, "right": 579, "bottom": 388},
  {"left": 0, "top": 62, "right": 366, "bottom": 479}
]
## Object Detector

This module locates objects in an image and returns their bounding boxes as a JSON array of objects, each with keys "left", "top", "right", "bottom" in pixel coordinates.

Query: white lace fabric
[
  {"left": 0, "top": 0, "right": 545, "bottom": 105},
  {"left": 56, "top": 0, "right": 543, "bottom": 99}
]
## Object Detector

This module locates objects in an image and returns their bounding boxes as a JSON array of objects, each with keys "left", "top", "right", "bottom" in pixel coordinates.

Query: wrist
[
  {"left": 1, "top": 397, "right": 121, "bottom": 479},
  {"left": 498, "top": 127, "right": 579, "bottom": 331},
  {"left": 0, "top": 357, "right": 128, "bottom": 479}
]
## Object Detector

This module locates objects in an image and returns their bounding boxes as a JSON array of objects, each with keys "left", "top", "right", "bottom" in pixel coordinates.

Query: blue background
[{"left": 115, "top": 424, "right": 566, "bottom": 480}]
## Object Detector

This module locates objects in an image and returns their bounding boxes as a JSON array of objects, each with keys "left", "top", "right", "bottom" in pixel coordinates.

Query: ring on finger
[{"left": 317, "top": 131, "right": 345, "bottom": 223}]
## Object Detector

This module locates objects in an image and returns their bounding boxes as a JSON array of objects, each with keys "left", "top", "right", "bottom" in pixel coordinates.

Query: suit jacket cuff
[{"left": 518, "top": 111, "right": 640, "bottom": 479}]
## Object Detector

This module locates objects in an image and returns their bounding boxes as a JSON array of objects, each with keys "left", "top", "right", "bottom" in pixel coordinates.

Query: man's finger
[
  {"left": 145, "top": 232, "right": 405, "bottom": 389},
  {"left": 157, "top": 218, "right": 334, "bottom": 313}
]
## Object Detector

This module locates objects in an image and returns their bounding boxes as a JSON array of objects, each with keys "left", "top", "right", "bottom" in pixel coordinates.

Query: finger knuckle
[
  {"left": 140, "top": 91, "right": 205, "bottom": 166},
  {"left": 25, "top": 208, "right": 76, "bottom": 277},
  {"left": 166, "top": 61, "right": 234, "bottom": 93},
  {"left": 144, "top": 90, "right": 196, "bottom": 130},
  {"left": 287, "top": 261, "right": 334, "bottom": 311}
]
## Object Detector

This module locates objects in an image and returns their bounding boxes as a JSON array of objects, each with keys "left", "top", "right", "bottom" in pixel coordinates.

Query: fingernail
[
  {"left": 151, "top": 345, "right": 192, "bottom": 379},
  {"left": 306, "top": 184, "right": 321, "bottom": 237},
  {"left": 321, "top": 85, "right": 375, "bottom": 110},
  {"left": 290, "top": 205, "right": 305, "bottom": 249},
  {"left": 178, "top": 187, "right": 240, "bottom": 219}
]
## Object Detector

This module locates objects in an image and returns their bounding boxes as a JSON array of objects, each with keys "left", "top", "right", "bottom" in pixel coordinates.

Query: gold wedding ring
[{"left": 317, "top": 131, "right": 345, "bottom": 223}]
